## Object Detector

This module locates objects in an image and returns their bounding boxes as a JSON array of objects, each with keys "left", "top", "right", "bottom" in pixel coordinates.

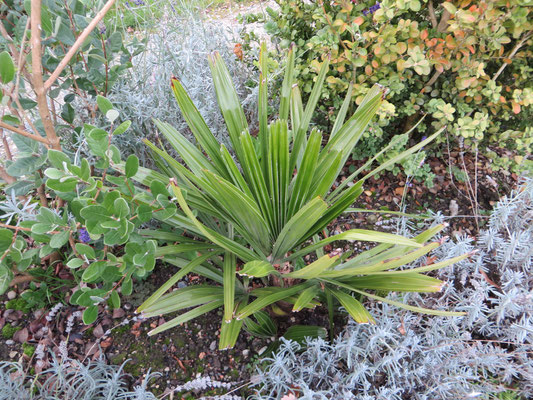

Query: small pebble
[
  {"left": 177, "top": 281, "right": 187, "bottom": 289},
  {"left": 5, "top": 340, "right": 14, "bottom": 345},
  {"left": 242, "top": 349, "right": 249, "bottom": 358},
  {"left": 7, "top": 291, "right": 16, "bottom": 300},
  {"left": 209, "top": 340, "right": 217, "bottom": 351},
  {"left": 9, "top": 351, "right": 17, "bottom": 358}
]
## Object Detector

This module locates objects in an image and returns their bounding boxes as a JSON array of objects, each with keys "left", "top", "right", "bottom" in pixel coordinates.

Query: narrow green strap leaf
[
  {"left": 344, "top": 208, "right": 432, "bottom": 219},
  {"left": 258, "top": 42, "right": 269, "bottom": 173},
  {"left": 170, "top": 78, "right": 229, "bottom": 179},
  {"left": 369, "top": 252, "right": 474, "bottom": 275},
  {"left": 280, "top": 46, "right": 295, "bottom": 121},
  {"left": 155, "top": 244, "right": 215, "bottom": 256},
  {"left": 290, "top": 86, "right": 303, "bottom": 138},
  {"left": 292, "top": 286, "right": 320, "bottom": 312},
  {"left": 236, "top": 283, "right": 309, "bottom": 320},
  {"left": 223, "top": 247, "right": 236, "bottom": 323},
  {"left": 138, "top": 252, "right": 219, "bottom": 312},
  {"left": 310, "top": 151, "right": 342, "bottom": 199},
  {"left": 303, "top": 181, "right": 363, "bottom": 240},
  {"left": 153, "top": 119, "right": 214, "bottom": 177},
  {"left": 266, "top": 121, "right": 290, "bottom": 235},
  {"left": 163, "top": 256, "right": 225, "bottom": 285},
  {"left": 328, "top": 288, "right": 376, "bottom": 324},
  {"left": 148, "top": 300, "right": 224, "bottom": 336},
  {"left": 208, "top": 52, "right": 248, "bottom": 158},
  {"left": 240, "top": 131, "right": 275, "bottom": 231},
  {"left": 272, "top": 197, "right": 328, "bottom": 261},
  {"left": 284, "top": 254, "right": 339, "bottom": 279},
  {"left": 287, "top": 129, "right": 322, "bottom": 218},
  {"left": 219, "top": 316, "right": 245, "bottom": 350},
  {"left": 345, "top": 273, "right": 444, "bottom": 292},
  {"left": 325, "top": 242, "right": 441, "bottom": 277},
  {"left": 141, "top": 286, "right": 223, "bottom": 317},
  {"left": 285, "top": 228, "right": 422, "bottom": 262},
  {"left": 341, "top": 283, "right": 465, "bottom": 317},
  {"left": 321, "top": 85, "right": 384, "bottom": 167},
  {"left": 170, "top": 183, "right": 260, "bottom": 262},
  {"left": 331, "top": 83, "right": 354, "bottom": 138},
  {"left": 219, "top": 144, "right": 254, "bottom": 198},
  {"left": 290, "top": 57, "right": 330, "bottom": 172},
  {"left": 201, "top": 169, "right": 272, "bottom": 254}
]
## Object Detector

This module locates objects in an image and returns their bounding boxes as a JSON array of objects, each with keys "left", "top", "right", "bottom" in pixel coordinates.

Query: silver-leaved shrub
[{"left": 107, "top": 13, "right": 257, "bottom": 166}]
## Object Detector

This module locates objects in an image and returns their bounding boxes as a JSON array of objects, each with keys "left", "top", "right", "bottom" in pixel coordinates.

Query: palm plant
[{"left": 131, "top": 44, "right": 469, "bottom": 349}]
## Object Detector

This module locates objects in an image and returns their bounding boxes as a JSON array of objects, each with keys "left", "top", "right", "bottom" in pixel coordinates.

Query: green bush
[
  {"left": 134, "top": 44, "right": 469, "bottom": 349},
  {"left": 242, "top": 0, "right": 532, "bottom": 181}
]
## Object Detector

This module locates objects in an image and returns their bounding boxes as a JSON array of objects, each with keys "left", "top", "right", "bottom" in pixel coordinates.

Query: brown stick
[
  {"left": 492, "top": 31, "right": 532, "bottom": 82},
  {"left": 0, "top": 165, "right": 16, "bottom": 185},
  {"left": 0, "top": 120, "right": 50, "bottom": 145},
  {"left": 30, "top": 0, "right": 61, "bottom": 150},
  {"left": 43, "top": 0, "right": 117, "bottom": 91},
  {"left": 437, "top": 10, "right": 451, "bottom": 33},
  {"left": 428, "top": 0, "right": 438, "bottom": 29},
  {"left": 1, "top": 129, "right": 13, "bottom": 160}
]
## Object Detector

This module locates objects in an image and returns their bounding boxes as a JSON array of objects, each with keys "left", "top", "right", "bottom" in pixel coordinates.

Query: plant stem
[
  {"left": 30, "top": 0, "right": 61, "bottom": 150},
  {"left": 43, "top": 0, "right": 117, "bottom": 91}
]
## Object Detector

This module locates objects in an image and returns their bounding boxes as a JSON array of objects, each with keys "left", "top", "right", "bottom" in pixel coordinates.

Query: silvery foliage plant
[
  {"left": 0, "top": 354, "right": 158, "bottom": 400},
  {"left": 106, "top": 10, "right": 257, "bottom": 166},
  {"left": 252, "top": 177, "right": 533, "bottom": 399}
]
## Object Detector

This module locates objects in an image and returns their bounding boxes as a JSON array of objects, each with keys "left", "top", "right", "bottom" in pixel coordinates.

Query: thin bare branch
[
  {"left": 437, "top": 10, "right": 451, "bottom": 33},
  {"left": 492, "top": 31, "right": 532, "bottom": 82},
  {"left": 30, "top": 0, "right": 61, "bottom": 150},
  {"left": 428, "top": 0, "right": 438, "bottom": 29},
  {"left": 44, "top": 0, "right": 117, "bottom": 91},
  {"left": 0, "top": 120, "right": 50, "bottom": 145},
  {"left": 0, "top": 165, "right": 16, "bottom": 185}
]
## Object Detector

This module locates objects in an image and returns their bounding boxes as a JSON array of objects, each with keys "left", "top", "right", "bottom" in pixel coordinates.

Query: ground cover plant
[{"left": 240, "top": 0, "right": 533, "bottom": 184}]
